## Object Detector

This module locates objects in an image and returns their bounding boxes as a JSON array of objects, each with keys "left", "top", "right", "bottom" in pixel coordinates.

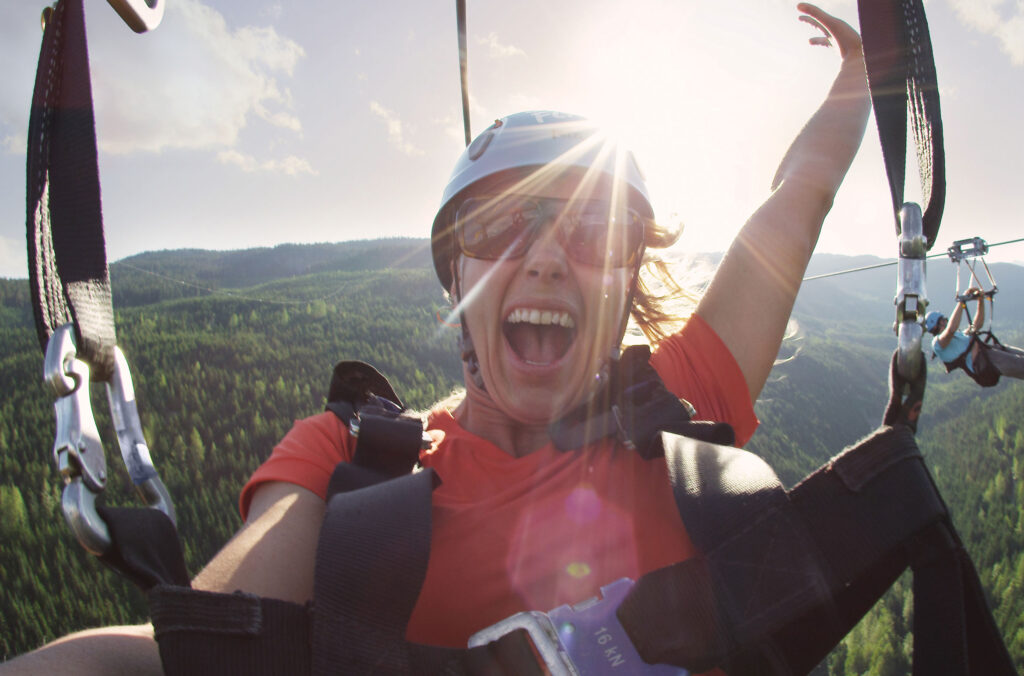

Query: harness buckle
[
  {"left": 44, "top": 324, "right": 175, "bottom": 556},
  {"left": 894, "top": 203, "right": 928, "bottom": 381},
  {"left": 468, "top": 578, "right": 689, "bottom": 675}
]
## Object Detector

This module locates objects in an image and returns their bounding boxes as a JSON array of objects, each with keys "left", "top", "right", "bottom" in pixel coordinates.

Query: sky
[{"left": 1, "top": 0, "right": 1022, "bottom": 280}]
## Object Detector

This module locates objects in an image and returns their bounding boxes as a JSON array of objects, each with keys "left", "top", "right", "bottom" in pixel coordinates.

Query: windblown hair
[{"left": 630, "top": 218, "right": 694, "bottom": 344}]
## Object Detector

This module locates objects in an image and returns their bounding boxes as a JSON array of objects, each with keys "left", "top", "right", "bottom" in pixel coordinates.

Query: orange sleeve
[
  {"left": 238, "top": 411, "right": 355, "bottom": 520},
  {"left": 649, "top": 313, "right": 759, "bottom": 447}
]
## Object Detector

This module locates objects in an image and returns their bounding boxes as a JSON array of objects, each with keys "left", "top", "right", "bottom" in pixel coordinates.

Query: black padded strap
[
  {"left": 27, "top": 0, "right": 117, "bottom": 379},
  {"left": 620, "top": 433, "right": 830, "bottom": 673},
  {"left": 327, "top": 360, "right": 405, "bottom": 411},
  {"left": 352, "top": 413, "right": 425, "bottom": 478},
  {"left": 858, "top": 0, "right": 946, "bottom": 249},
  {"left": 150, "top": 586, "right": 313, "bottom": 676},
  {"left": 312, "top": 469, "right": 437, "bottom": 674},
  {"left": 621, "top": 426, "right": 1014, "bottom": 675},
  {"left": 96, "top": 506, "right": 189, "bottom": 590}
]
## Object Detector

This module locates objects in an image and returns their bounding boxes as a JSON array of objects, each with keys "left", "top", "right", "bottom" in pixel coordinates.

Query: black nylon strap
[
  {"left": 883, "top": 349, "right": 927, "bottom": 433},
  {"left": 620, "top": 433, "right": 831, "bottom": 673},
  {"left": 27, "top": 0, "right": 117, "bottom": 380},
  {"left": 550, "top": 345, "right": 734, "bottom": 455},
  {"left": 96, "top": 506, "right": 190, "bottom": 590},
  {"left": 150, "top": 586, "right": 313, "bottom": 676},
  {"left": 621, "top": 426, "right": 1015, "bottom": 675},
  {"left": 312, "top": 469, "right": 437, "bottom": 674},
  {"left": 858, "top": 0, "right": 946, "bottom": 250}
]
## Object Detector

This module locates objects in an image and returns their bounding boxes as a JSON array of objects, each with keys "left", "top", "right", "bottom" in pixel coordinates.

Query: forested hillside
[{"left": 2, "top": 240, "right": 1022, "bottom": 674}]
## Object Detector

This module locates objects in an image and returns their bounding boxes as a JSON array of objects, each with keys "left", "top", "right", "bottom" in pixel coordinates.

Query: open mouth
[{"left": 503, "top": 308, "right": 577, "bottom": 366}]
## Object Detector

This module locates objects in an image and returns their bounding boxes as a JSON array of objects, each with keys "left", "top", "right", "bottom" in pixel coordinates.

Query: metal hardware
[
  {"left": 44, "top": 324, "right": 175, "bottom": 556},
  {"left": 894, "top": 203, "right": 928, "bottom": 381},
  {"left": 46, "top": 326, "right": 111, "bottom": 555},
  {"left": 470, "top": 611, "right": 578, "bottom": 676},
  {"left": 106, "top": 0, "right": 165, "bottom": 33},
  {"left": 469, "top": 578, "right": 689, "bottom": 675},
  {"left": 947, "top": 237, "right": 989, "bottom": 263},
  {"left": 107, "top": 346, "right": 176, "bottom": 523}
]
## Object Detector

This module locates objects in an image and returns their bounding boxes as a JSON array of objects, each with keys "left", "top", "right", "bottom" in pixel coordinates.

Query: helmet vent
[{"left": 467, "top": 119, "right": 502, "bottom": 160}]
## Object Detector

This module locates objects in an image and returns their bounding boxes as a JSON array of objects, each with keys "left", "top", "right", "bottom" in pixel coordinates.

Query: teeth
[{"left": 506, "top": 308, "right": 575, "bottom": 328}]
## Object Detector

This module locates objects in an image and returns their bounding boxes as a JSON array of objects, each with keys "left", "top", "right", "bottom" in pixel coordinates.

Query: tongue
[{"left": 506, "top": 324, "right": 572, "bottom": 365}]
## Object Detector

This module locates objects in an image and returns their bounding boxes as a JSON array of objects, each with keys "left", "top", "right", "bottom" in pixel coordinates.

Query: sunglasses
[{"left": 455, "top": 195, "right": 647, "bottom": 268}]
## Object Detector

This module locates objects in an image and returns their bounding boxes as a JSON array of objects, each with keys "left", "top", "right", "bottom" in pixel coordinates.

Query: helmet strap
[{"left": 452, "top": 260, "right": 487, "bottom": 392}]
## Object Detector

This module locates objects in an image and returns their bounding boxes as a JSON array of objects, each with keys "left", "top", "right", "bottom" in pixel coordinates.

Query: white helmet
[{"left": 430, "top": 111, "right": 654, "bottom": 291}]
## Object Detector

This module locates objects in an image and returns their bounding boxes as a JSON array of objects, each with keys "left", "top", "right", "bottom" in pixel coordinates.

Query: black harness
[
  {"left": 138, "top": 350, "right": 1014, "bottom": 675},
  {"left": 937, "top": 332, "right": 1003, "bottom": 388}
]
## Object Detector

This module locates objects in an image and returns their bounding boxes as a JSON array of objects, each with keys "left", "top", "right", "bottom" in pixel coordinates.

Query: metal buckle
[
  {"left": 468, "top": 578, "right": 689, "bottom": 675},
  {"left": 44, "top": 324, "right": 175, "bottom": 556},
  {"left": 106, "top": 0, "right": 165, "bottom": 33},
  {"left": 895, "top": 203, "right": 928, "bottom": 381}
]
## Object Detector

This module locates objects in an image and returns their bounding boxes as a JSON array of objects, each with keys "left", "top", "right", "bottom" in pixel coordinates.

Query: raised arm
[
  {"left": 969, "top": 289, "right": 986, "bottom": 334},
  {"left": 936, "top": 299, "right": 967, "bottom": 349},
  {"left": 695, "top": 3, "right": 871, "bottom": 401}
]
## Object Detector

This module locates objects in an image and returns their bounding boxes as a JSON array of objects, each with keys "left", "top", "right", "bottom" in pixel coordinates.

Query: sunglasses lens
[
  {"left": 562, "top": 204, "right": 644, "bottom": 267},
  {"left": 456, "top": 195, "right": 644, "bottom": 266},
  {"left": 457, "top": 196, "right": 540, "bottom": 260}
]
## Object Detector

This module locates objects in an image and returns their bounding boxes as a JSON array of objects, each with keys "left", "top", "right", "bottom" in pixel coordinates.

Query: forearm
[
  {"left": 771, "top": 50, "right": 871, "bottom": 204},
  {"left": 0, "top": 625, "right": 161, "bottom": 676},
  {"left": 973, "top": 298, "right": 985, "bottom": 331},
  {"left": 699, "top": 28, "right": 871, "bottom": 400}
]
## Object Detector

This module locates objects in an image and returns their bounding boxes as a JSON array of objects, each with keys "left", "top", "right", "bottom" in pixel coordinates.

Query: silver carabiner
[
  {"left": 106, "top": 0, "right": 165, "bottom": 33},
  {"left": 107, "top": 345, "right": 176, "bottom": 524},
  {"left": 894, "top": 203, "right": 928, "bottom": 380},
  {"left": 43, "top": 324, "right": 175, "bottom": 556},
  {"left": 45, "top": 325, "right": 112, "bottom": 555}
]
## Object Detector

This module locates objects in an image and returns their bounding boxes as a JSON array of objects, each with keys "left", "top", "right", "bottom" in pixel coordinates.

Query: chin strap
[{"left": 457, "top": 324, "right": 486, "bottom": 391}]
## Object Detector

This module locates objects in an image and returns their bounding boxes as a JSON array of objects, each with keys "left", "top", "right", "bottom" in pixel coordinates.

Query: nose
[{"left": 522, "top": 224, "right": 568, "bottom": 282}]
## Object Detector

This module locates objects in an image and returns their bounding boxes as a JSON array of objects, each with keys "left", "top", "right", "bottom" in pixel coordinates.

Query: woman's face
[{"left": 454, "top": 173, "right": 636, "bottom": 425}]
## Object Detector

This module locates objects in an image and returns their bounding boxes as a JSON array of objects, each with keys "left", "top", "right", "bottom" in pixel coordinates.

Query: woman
[
  {"left": 926, "top": 289, "right": 1024, "bottom": 384},
  {"left": 3, "top": 3, "right": 869, "bottom": 673}
]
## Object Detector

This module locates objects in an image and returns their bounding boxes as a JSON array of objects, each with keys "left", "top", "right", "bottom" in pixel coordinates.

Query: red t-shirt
[{"left": 241, "top": 313, "right": 757, "bottom": 649}]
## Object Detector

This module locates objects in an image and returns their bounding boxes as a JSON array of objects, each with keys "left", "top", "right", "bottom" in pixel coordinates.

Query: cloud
[
  {"left": 477, "top": 32, "right": 525, "bottom": 58},
  {"left": 369, "top": 101, "right": 424, "bottom": 156},
  {"left": 947, "top": 0, "right": 1024, "bottom": 65},
  {"left": 0, "top": 235, "right": 27, "bottom": 279},
  {"left": 90, "top": 0, "right": 307, "bottom": 155},
  {"left": 217, "top": 150, "right": 316, "bottom": 176},
  {"left": 2, "top": 132, "right": 25, "bottom": 155}
]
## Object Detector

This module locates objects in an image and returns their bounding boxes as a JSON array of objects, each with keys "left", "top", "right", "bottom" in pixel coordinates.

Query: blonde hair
[{"left": 630, "top": 218, "right": 696, "bottom": 344}]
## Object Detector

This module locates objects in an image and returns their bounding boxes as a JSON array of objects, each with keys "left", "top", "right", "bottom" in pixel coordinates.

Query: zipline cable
[{"left": 803, "top": 237, "right": 1024, "bottom": 282}]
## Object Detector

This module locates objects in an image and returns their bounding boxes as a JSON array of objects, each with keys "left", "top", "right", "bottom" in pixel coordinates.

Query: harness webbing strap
[
  {"left": 858, "top": 0, "right": 946, "bottom": 249},
  {"left": 151, "top": 588, "right": 313, "bottom": 675},
  {"left": 27, "top": 0, "right": 117, "bottom": 380},
  {"left": 96, "top": 506, "right": 189, "bottom": 591},
  {"left": 312, "top": 469, "right": 436, "bottom": 674},
  {"left": 313, "top": 462, "right": 547, "bottom": 676},
  {"left": 619, "top": 426, "right": 1015, "bottom": 675},
  {"left": 550, "top": 345, "right": 735, "bottom": 455}
]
